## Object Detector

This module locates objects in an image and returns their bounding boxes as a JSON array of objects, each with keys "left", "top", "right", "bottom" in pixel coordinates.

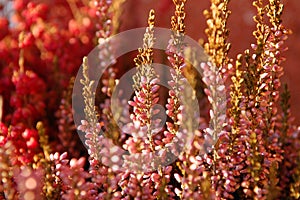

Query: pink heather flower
[
  {"left": 60, "top": 157, "right": 94, "bottom": 199},
  {"left": 200, "top": 62, "right": 227, "bottom": 143}
]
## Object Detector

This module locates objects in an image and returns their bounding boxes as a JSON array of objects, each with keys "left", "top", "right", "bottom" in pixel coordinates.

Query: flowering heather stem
[
  {"left": 262, "top": 0, "right": 290, "bottom": 137},
  {"left": 80, "top": 57, "right": 101, "bottom": 161},
  {"left": 166, "top": 0, "right": 186, "bottom": 133},
  {"left": 55, "top": 78, "right": 84, "bottom": 158},
  {"left": 130, "top": 9, "right": 157, "bottom": 151},
  {"left": 229, "top": 54, "right": 244, "bottom": 138},
  {"left": 94, "top": 0, "right": 120, "bottom": 144},
  {"left": 204, "top": 0, "right": 231, "bottom": 69},
  {"left": 233, "top": 0, "right": 290, "bottom": 198},
  {"left": 203, "top": 4, "right": 230, "bottom": 193},
  {"left": 94, "top": 0, "right": 117, "bottom": 97}
]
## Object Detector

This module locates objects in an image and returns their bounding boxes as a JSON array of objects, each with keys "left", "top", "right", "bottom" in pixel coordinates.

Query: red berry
[
  {"left": 22, "top": 129, "right": 38, "bottom": 139},
  {"left": 26, "top": 137, "right": 38, "bottom": 149}
]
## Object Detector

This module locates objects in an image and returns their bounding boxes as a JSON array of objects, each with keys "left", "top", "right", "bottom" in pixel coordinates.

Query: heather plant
[{"left": 0, "top": 0, "right": 300, "bottom": 199}]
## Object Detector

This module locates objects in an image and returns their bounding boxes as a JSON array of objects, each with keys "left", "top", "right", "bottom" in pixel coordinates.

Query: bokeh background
[{"left": 121, "top": 0, "right": 300, "bottom": 124}]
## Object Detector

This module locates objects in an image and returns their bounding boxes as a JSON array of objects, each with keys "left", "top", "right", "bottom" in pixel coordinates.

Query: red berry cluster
[{"left": 0, "top": 0, "right": 98, "bottom": 164}]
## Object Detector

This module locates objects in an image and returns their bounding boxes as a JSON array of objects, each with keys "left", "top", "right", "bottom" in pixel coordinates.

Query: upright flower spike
[
  {"left": 79, "top": 56, "right": 101, "bottom": 162},
  {"left": 203, "top": 1, "right": 238, "bottom": 198},
  {"left": 167, "top": 2, "right": 212, "bottom": 199},
  {"left": 80, "top": 59, "right": 119, "bottom": 199},
  {"left": 129, "top": 9, "right": 158, "bottom": 151},
  {"left": 236, "top": 0, "right": 290, "bottom": 198},
  {"left": 202, "top": 0, "right": 231, "bottom": 144},
  {"left": 132, "top": 9, "right": 156, "bottom": 91},
  {"left": 263, "top": 0, "right": 290, "bottom": 138},
  {"left": 203, "top": 0, "right": 231, "bottom": 70},
  {"left": 93, "top": 0, "right": 117, "bottom": 97},
  {"left": 229, "top": 54, "right": 244, "bottom": 137},
  {"left": 202, "top": 0, "right": 229, "bottom": 145},
  {"left": 238, "top": 2, "right": 269, "bottom": 198},
  {"left": 123, "top": 10, "right": 173, "bottom": 199},
  {"left": 55, "top": 78, "right": 85, "bottom": 158},
  {"left": 166, "top": 0, "right": 186, "bottom": 134},
  {"left": 93, "top": 0, "right": 121, "bottom": 145}
]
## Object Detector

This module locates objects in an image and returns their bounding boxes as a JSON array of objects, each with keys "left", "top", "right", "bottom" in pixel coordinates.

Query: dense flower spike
[
  {"left": 55, "top": 78, "right": 85, "bottom": 158},
  {"left": 93, "top": 0, "right": 117, "bottom": 97},
  {"left": 129, "top": 9, "right": 158, "bottom": 151},
  {"left": 202, "top": 1, "right": 234, "bottom": 198},
  {"left": 166, "top": 0, "right": 186, "bottom": 133},
  {"left": 80, "top": 57, "right": 102, "bottom": 162},
  {"left": 203, "top": 0, "right": 231, "bottom": 70},
  {"left": 120, "top": 9, "right": 164, "bottom": 199}
]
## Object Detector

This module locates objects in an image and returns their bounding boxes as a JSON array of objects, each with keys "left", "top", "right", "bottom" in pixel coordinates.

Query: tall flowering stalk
[
  {"left": 94, "top": 0, "right": 121, "bottom": 146},
  {"left": 165, "top": 0, "right": 186, "bottom": 134},
  {"left": 165, "top": 0, "right": 188, "bottom": 197},
  {"left": 120, "top": 9, "right": 173, "bottom": 199},
  {"left": 165, "top": 1, "right": 215, "bottom": 198},
  {"left": 203, "top": 0, "right": 230, "bottom": 141},
  {"left": 202, "top": 0, "right": 233, "bottom": 198},
  {"left": 94, "top": 0, "right": 117, "bottom": 97},
  {"left": 79, "top": 57, "right": 101, "bottom": 162},
  {"left": 79, "top": 57, "right": 119, "bottom": 199},
  {"left": 55, "top": 78, "right": 85, "bottom": 158},
  {"left": 130, "top": 9, "right": 157, "bottom": 151},
  {"left": 203, "top": 0, "right": 231, "bottom": 72},
  {"left": 236, "top": 0, "right": 289, "bottom": 198}
]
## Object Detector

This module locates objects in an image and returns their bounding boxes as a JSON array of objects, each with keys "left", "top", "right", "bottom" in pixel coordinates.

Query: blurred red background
[{"left": 121, "top": 0, "right": 300, "bottom": 124}]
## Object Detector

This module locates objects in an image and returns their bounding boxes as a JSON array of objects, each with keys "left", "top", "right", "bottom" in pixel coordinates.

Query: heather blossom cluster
[{"left": 0, "top": 0, "right": 300, "bottom": 199}]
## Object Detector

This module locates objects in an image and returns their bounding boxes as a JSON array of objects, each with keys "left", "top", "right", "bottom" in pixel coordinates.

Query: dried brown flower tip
[
  {"left": 133, "top": 9, "right": 156, "bottom": 90},
  {"left": 166, "top": 0, "right": 187, "bottom": 133},
  {"left": 171, "top": 0, "right": 186, "bottom": 34},
  {"left": 204, "top": 0, "right": 231, "bottom": 68},
  {"left": 229, "top": 54, "right": 244, "bottom": 134}
]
